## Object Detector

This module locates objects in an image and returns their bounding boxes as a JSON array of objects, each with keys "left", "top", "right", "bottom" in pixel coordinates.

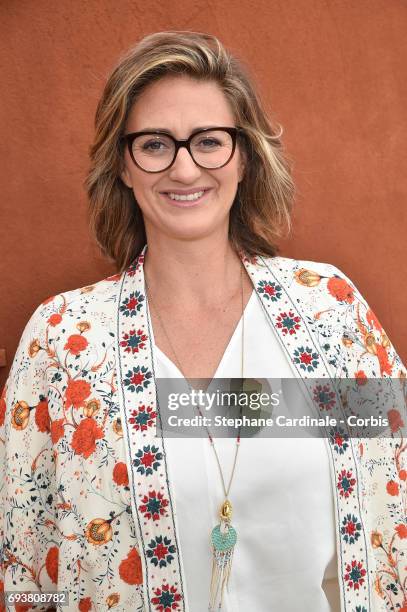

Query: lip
[
  {"left": 160, "top": 188, "right": 212, "bottom": 208},
  {"left": 160, "top": 187, "right": 213, "bottom": 195}
]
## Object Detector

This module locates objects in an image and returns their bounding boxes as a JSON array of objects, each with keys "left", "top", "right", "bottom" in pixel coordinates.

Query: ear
[
  {"left": 238, "top": 148, "right": 247, "bottom": 183},
  {"left": 120, "top": 164, "right": 133, "bottom": 189}
]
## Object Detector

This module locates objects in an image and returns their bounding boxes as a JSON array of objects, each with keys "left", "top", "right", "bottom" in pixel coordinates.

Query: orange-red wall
[{"left": 1, "top": 1, "right": 406, "bottom": 386}]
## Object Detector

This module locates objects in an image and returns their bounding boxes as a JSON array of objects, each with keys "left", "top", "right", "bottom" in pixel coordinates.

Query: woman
[{"left": 1, "top": 31, "right": 406, "bottom": 612}]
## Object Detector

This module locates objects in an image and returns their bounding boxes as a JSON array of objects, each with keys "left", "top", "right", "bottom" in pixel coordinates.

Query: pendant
[{"left": 209, "top": 500, "right": 237, "bottom": 611}]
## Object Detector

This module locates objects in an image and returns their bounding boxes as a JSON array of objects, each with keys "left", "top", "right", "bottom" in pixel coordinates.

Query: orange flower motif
[
  {"left": 355, "top": 370, "right": 368, "bottom": 385},
  {"left": 11, "top": 401, "right": 31, "bottom": 430},
  {"left": 327, "top": 277, "right": 355, "bottom": 304},
  {"left": 386, "top": 480, "right": 399, "bottom": 496},
  {"left": 119, "top": 548, "right": 143, "bottom": 585},
  {"left": 15, "top": 603, "right": 32, "bottom": 612},
  {"left": 0, "top": 396, "right": 6, "bottom": 427},
  {"left": 45, "top": 546, "right": 59, "bottom": 584},
  {"left": 50, "top": 418, "right": 65, "bottom": 444},
  {"left": 106, "top": 593, "right": 120, "bottom": 608},
  {"left": 64, "top": 334, "right": 89, "bottom": 356},
  {"left": 294, "top": 269, "right": 321, "bottom": 287},
  {"left": 85, "top": 518, "right": 113, "bottom": 546},
  {"left": 396, "top": 524, "right": 407, "bottom": 539},
  {"left": 83, "top": 399, "right": 100, "bottom": 418},
  {"left": 28, "top": 339, "right": 41, "bottom": 357},
  {"left": 35, "top": 399, "right": 50, "bottom": 433},
  {"left": 76, "top": 321, "right": 91, "bottom": 333},
  {"left": 399, "top": 469, "right": 407, "bottom": 481},
  {"left": 65, "top": 379, "right": 91, "bottom": 409},
  {"left": 71, "top": 418, "right": 104, "bottom": 459},
  {"left": 47, "top": 313, "right": 62, "bottom": 327},
  {"left": 376, "top": 344, "right": 393, "bottom": 376},
  {"left": 113, "top": 462, "right": 129, "bottom": 487},
  {"left": 79, "top": 597, "right": 92, "bottom": 612},
  {"left": 366, "top": 309, "right": 382, "bottom": 332},
  {"left": 113, "top": 418, "right": 123, "bottom": 436},
  {"left": 388, "top": 409, "right": 404, "bottom": 433},
  {"left": 371, "top": 531, "right": 383, "bottom": 548}
]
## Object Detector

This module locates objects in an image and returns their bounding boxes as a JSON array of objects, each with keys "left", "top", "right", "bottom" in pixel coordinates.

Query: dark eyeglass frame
[{"left": 121, "top": 126, "right": 244, "bottom": 173}]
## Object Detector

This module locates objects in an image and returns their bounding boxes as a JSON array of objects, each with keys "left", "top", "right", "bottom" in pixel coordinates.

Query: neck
[{"left": 143, "top": 230, "right": 244, "bottom": 307}]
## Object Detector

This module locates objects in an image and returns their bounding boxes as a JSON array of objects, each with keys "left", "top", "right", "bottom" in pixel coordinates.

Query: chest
[{"left": 147, "top": 294, "right": 251, "bottom": 380}]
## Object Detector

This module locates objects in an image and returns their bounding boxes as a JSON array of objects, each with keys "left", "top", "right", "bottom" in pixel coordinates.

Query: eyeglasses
[{"left": 121, "top": 126, "right": 243, "bottom": 173}]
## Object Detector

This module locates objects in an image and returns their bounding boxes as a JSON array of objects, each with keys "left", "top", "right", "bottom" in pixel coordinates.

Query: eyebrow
[{"left": 138, "top": 125, "right": 222, "bottom": 134}]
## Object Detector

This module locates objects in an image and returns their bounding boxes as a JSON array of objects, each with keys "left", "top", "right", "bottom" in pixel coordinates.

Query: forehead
[{"left": 126, "top": 75, "right": 236, "bottom": 133}]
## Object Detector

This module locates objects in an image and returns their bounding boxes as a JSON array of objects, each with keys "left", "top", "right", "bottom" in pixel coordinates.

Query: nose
[{"left": 168, "top": 145, "right": 201, "bottom": 181}]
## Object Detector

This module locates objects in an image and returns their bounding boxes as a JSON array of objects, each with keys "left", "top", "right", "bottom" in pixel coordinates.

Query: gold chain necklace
[{"left": 144, "top": 265, "right": 244, "bottom": 611}]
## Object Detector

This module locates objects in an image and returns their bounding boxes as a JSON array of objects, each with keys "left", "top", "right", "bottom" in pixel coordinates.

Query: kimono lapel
[
  {"left": 243, "top": 254, "right": 372, "bottom": 612},
  {"left": 115, "top": 248, "right": 371, "bottom": 612}
]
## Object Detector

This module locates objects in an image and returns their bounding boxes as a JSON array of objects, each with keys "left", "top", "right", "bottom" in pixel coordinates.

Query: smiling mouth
[{"left": 161, "top": 188, "right": 212, "bottom": 207}]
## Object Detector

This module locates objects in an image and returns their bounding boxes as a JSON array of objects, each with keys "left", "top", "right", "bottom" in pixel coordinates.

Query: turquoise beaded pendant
[{"left": 208, "top": 501, "right": 237, "bottom": 611}]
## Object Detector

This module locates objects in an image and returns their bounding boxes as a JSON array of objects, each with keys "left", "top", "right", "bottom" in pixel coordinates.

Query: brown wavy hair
[{"left": 84, "top": 31, "right": 295, "bottom": 272}]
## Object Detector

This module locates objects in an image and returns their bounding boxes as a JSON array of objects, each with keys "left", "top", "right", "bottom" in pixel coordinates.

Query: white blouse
[{"left": 148, "top": 290, "right": 340, "bottom": 612}]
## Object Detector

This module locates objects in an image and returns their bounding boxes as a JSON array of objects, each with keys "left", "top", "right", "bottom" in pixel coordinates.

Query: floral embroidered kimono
[{"left": 1, "top": 248, "right": 406, "bottom": 612}]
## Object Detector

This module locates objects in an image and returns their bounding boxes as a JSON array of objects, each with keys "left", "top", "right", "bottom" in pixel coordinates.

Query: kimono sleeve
[
  {"left": 1, "top": 303, "right": 59, "bottom": 611},
  {"left": 328, "top": 263, "right": 407, "bottom": 450}
]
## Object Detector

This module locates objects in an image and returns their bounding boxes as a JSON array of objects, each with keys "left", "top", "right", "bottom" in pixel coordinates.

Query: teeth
[{"left": 167, "top": 190, "right": 205, "bottom": 201}]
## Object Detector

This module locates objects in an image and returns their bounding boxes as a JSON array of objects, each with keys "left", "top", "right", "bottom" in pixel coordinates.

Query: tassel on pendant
[{"left": 209, "top": 500, "right": 237, "bottom": 611}]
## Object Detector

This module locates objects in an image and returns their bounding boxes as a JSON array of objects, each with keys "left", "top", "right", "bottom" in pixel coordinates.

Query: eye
[
  {"left": 142, "top": 139, "right": 169, "bottom": 151},
  {"left": 197, "top": 137, "right": 221, "bottom": 148}
]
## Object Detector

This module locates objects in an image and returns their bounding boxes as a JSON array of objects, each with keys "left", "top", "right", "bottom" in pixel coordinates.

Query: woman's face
[{"left": 121, "top": 75, "right": 245, "bottom": 243}]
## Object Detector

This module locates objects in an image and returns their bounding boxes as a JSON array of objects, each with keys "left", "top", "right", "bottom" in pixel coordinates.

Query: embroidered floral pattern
[
  {"left": 123, "top": 366, "right": 152, "bottom": 392},
  {"left": 257, "top": 280, "right": 282, "bottom": 301},
  {"left": 133, "top": 445, "right": 163, "bottom": 476},
  {"left": 329, "top": 427, "right": 350, "bottom": 454},
  {"left": 151, "top": 583, "right": 182, "bottom": 611},
  {"left": 344, "top": 560, "right": 366, "bottom": 590},
  {"left": 293, "top": 346, "right": 320, "bottom": 372},
  {"left": 128, "top": 404, "right": 157, "bottom": 431},
  {"left": 147, "top": 535, "right": 176, "bottom": 568},
  {"left": 119, "top": 291, "right": 145, "bottom": 317},
  {"left": 312, "top": 384, "right": 336, "bottom": 411},
  {"left": 341, "top": 514, "right": 362, "bottom": 544},
  {"left": 275, "top": 310, "right": 301, "bottom": 335},
  {"left": 120, "top": 328, "right": 148, "bottom": 354},
  {"left": 139, "top": 491, "right": 169, "bottom": 521},
  {"left": 337, "top": 469, "right": 356, "bottom": 498}
]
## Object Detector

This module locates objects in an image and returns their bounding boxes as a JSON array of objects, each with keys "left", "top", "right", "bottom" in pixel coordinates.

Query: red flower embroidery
[
  {"left": 387, "top": 480, "right": 399, "bottom": 496},
  {"left": 355, "top": 370, "right": 368, "bottom": 385},
  {"left": 50, "top": 418, "right": 65, "bottom": 444},
  {"left": 113, "top": 462, "right": 129, "bottom": 487},
  {"left": 65, "top": 379, "right": 91, "bottom": 409},
  {"left": 71, "top": 418, "right": 104, "bottom": 459},
  {"left": 327, "top": 277, "right": 355, "bottom": 304},
  {"left": 344, "top": 559, "right": 366, "bottom": 590},
  {"left": 47, "top": 313, "right": 62, "bottom": 327},
  {"left": 119, "top": 548, "right": 143, "bottom": 585},
  {"left": 64, "top": 334, "right": 88, "bottom": 355},
  {"left": 376, "top": 344, "right": 393, "bottom": 376},
  {"left": 45, "top": 546, "right": 59, "bottom": 584},
  {"left": 78, "top": 598, "right": 92, "bottom": 612},
  {"left": 35, "top": 399, "right": 50, "bottom": 433},
  {"left": 388, "top": 409, "right": 404, "bottom": 433},
  {"left": 396, "top": 524, "right": 407, "bottom": 539},
  {"left": 366, "top": 308, "right": 382, "bottom": 331}
]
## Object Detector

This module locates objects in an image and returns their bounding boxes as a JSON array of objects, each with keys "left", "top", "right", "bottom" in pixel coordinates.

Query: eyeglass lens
[{"left": 130, "top": 130, "right": 234, "bottom": 171}]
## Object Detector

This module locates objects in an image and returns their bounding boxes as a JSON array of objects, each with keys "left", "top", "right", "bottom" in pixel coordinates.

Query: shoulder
[
  {"left": 252, "top": 254, "right": 357, "bottom": 301},
  {"left": 256, "top": 254, "right": 350, "bottom": 281},
  {"left": 13, "top": 271, "right": 124, "bottom": 369}
]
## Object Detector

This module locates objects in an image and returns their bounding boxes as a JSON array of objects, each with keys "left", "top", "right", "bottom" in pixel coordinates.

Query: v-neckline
[{"left": 149, "top": 289, "right": 256, "bottom": 382}]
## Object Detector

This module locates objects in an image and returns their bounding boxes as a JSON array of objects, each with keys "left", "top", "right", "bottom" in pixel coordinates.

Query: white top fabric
[{"left": 148, "top": 289, "right": 340, "bottom": 611}]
